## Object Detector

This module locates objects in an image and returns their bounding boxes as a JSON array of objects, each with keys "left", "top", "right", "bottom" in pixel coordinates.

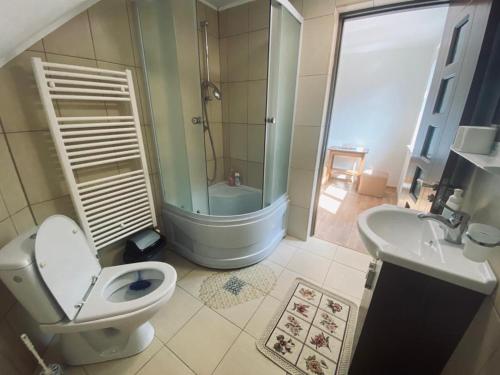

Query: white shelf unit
[
  {"left": 32, "top": 58, "right": 157, "bottom": 252},
  {"left": 451, "top": 142, "right": 500, "bottom": 175}
]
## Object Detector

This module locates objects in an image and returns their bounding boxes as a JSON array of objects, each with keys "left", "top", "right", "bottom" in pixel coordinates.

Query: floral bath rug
[{"left": 256, "top": 278, "right": 358, "bottom": 375}]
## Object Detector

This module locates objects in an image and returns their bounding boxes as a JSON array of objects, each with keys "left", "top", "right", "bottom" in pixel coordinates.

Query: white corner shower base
[{"left": 162, "top": 194, "right": 289, "bottom": 269}]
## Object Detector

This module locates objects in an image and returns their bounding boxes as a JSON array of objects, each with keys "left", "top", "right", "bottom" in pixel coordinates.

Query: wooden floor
[{"left": 314, "top": 179, "right": 397, "bottom": 254}]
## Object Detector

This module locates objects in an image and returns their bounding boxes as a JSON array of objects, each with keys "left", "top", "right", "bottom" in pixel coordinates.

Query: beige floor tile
[
  {"left": 261, "top": 259, "right": 284, "bottom": 280},
  {"left": 151, "top": 287, "right": 203, "bottom": 344},
  {"left": 83, "top": 337, "right": 162, "bottom": 375},
  {"left": 270, "top": 269, "right": 311, "bottom": 301},
  {"left": 245, "top": 295, "right": 281, "bottom": 339},
  {"left": 323, "top": 262, "right": 366, "bottom": 300},
  {"left": 213, "top": 295, "right": 265, "bottom": 329},
  {"left": 176, "top": 268, "right": 217, "bottom": 299},
  {"left": 163, "top": 250, "right": 198, "bottom": 280},
  {"left": 299, "top": 236, "right": 338, "bottom": 260},
  {"left": 168, "top": 306, "right": 240, "bottom": 375},
  {"left": 333, "top": 245, "right": 372, "bottom": 272},
  {"left": 267, "top": 241, "right": 298, "bottom": 267},
  {"left": 136, "top": 347, "right": 195, "bottom": 375},
  {"left": 286, "top": 249, "right": 331, "bottom": 284},
  {"left": 213, "top": 331, "right": 285, "bottom": 375}
]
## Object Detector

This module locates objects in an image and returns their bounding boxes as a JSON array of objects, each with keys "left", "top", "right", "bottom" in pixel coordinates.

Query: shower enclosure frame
[{"left": 134, "top": 0, "right": 303, "bottom": 269}]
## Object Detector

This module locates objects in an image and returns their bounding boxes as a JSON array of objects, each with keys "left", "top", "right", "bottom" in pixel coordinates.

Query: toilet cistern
[{"left": 417, "top": 201, "right": 470, "bottom": 244}]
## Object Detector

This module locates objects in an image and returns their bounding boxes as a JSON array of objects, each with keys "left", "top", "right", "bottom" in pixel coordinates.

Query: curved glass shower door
[
  {"left": 136, "top": 0, "right": 209, "bottom": 214},
  {"left": 263, "top": 1, "right": 301, "bottom": 206},
  {"left": 136, "top": 0, "right": 301, "bottom": 216}
]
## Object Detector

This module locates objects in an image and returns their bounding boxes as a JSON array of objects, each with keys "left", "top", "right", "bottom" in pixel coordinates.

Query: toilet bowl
[{"left": 0, "top": 215, "right": 177, "bottom": 365}]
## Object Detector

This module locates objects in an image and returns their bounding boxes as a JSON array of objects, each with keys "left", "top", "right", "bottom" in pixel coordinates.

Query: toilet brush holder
[
  {"left": 20, "top": 334, "right": 63, "bottom": 375},
  {"left": 463, "top": 223, "right": 500, "bottom": 262}
]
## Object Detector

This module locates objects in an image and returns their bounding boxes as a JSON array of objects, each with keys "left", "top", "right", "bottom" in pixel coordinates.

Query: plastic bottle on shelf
[{"left": 442, "top": 188, "right": 464, "bottom": 219}]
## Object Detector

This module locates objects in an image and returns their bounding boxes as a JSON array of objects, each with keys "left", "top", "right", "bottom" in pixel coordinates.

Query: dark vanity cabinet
[{"left": 348, "top": 261, "right": 484, "bottom": 375}]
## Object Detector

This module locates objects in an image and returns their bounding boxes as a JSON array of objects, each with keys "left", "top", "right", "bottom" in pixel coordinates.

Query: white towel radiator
[{"left": 32, "top": 57, "right": 157, "bottom": 252}]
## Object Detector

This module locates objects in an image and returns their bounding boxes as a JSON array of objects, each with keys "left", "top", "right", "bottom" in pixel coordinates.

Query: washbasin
[{"left": 358, "top": 204, "right": 497, "bottom": 294}]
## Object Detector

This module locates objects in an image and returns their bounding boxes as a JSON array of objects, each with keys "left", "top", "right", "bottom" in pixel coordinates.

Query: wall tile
[
  {"left": 0, "top": 218, "right": 17, "bottom": 248},
  {"left": 290, "top": 125, "right": 321, "bottom": 170},
  {"left": 7, "top": 131, "right": 68, "bottom": 204},
  {"left": 220, "top": 4, "right": 249, "bottom": 37},
  {"left": 230, "top": 158, "right": 248, "bottom": 183},
  {"left": 290, "top": 0, "right": 304, "bottom": 15},
  {"left": 207, "top": 35, "right": 221, "bottom": 82},
  {"left": 207, "top": 96, "right": 222, "bottom": 123},
  {"left": 43, "top": 11, "right": 95, "bottom": 59},
  {"left": 46, "top": 54, "right": 107, "bottom": 117},
  {"left": 249, "top": 0, "right": 270, "bottom": 31},
  {"left": 206, "top": 6, "right": 219, "bottom": 37},
  {"left": 287, "top": 204, "right": 310, "bottom": 240},
  {"left": 336, "top": 0, "right": 374, "bottom": 12},
  {"left": 294, "top": 74, "right": 328, "bottom": 126},
  {"left": 478, "top": 343, "right": 500, "bottom": 375},
  {"left": 249, "top": 29, "right": 269, "bottom": 81},
  {"left": 27, "top": 40, "right": 44, "bottom": 52},
  {"left": 228, "top": 82, "right": 248, "bottom": 123},
  {"left": 206, "top": 122, "right": 223, "bottom": 160},
  {"left": 135, "top": 67, "right": 152, "bottom": 125},
  {"left": 126, "top": 0, "right": 144, "bottom": 67},
  {"left": 220, "top": 37, "right": 228, "bottom": 83},
  {"left": 0, "top": 320, "right": 36, "bottom": 374},
  {"left": 442, "top": 298, "right": 500, "bottom": 375},
  {"left": 247, "top": 125, "right": 265, "bottom": 163},
  {"left": 0, "top": 195, "right": 8, "bottom": 221},
  {"left": 0, "top": 282, "right": 15, "bottom": 320},
  {"left": 0, "top": 51, "right": 48, "bottom": 132},
  {"left": 31, "top": 195, "right": 76, "bottom": 225},
  {"left": 289, "top": 168, "right": 315, "bottom": 208},
  {"left": 0, "top": 135, "right": 27, "bottom": 214},
  {"left": 299, "top": 15, "right": 334, "bottom": 76},
  {"left": 248, "top": 80, "right": 267, "bottom": 124},
  {"left": 229, "top": 123, "right": 247, "bottom": 160},
  {"left": 227, "top": 33, "right": 249, "bottom": 82},
  {"left": 6, "top": 303, "right": 52, "bottom": 355},
  {"left": 207, "top": 158, "right": 226, "bottom": 184},
  {"left": 11, "top": 207, "right": 35, "bottom": 234},
  {"left": 88, "top": 0, "right": 135, "bottom": 65},
  {"left": 247, "top": 161, "right": 264, "bottom": 189},
  {"left": 302, "top": 0, "right": 335, "bottom": 19}
]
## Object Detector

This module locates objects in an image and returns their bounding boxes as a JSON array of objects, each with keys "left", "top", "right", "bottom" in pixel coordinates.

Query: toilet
[{"left": 0, "top": 215, "right": 177, "bottom": 365}]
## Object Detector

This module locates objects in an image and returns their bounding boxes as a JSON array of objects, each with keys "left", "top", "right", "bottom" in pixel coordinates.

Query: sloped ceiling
[{"left": 0, "top": 0, "right": 99, "bottom": 67}]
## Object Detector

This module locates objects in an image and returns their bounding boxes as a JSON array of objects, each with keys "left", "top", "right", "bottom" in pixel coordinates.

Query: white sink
[{"left": 357, "top": 204, "right": 497, "bottom": 295}]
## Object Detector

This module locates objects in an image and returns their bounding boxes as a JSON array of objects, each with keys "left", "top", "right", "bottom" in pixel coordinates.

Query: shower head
[{"left": 202, "top": 80, "right": 222, "bottom": 101}]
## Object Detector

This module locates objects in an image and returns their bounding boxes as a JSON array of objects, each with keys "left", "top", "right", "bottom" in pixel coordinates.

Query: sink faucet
[{"left": 417, "top": 203, "right": 470, "bottom": 244}]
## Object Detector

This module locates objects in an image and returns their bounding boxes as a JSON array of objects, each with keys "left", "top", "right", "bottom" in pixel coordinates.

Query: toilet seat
[{"left": 75, "top": 261, "right": 176, "bottom": 323}]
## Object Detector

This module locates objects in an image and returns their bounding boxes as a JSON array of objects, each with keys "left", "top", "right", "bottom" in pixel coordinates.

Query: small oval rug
[{"left": 199, "top": 263, "right": 277, "bottom": 309}]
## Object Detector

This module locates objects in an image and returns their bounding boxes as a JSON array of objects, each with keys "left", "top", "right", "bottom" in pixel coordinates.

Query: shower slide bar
[{"left": 32, "top": 57, "right": 157, "bottom": 252}]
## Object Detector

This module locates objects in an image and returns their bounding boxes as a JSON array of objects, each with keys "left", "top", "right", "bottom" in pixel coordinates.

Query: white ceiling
[{"left": 0, "top": 0, "right": 99, "bottom": 67}]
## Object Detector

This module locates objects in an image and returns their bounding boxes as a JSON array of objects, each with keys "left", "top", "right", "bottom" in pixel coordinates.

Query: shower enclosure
[{"left": 135, "top": 0, "right": 302, "bottom": 268}]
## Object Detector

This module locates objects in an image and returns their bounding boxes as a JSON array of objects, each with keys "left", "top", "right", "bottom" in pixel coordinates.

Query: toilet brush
[{"left": 20, "top": 334, "right": 63, "bottom": 375}]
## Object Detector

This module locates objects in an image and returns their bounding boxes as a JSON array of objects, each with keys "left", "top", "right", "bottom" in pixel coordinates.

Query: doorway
[{"left": 313, "top": 5, "right": 448, "bottom": 254}]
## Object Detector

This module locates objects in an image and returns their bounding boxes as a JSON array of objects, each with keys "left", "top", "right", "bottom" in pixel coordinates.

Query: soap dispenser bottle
[{"left": 442, "top": 188, "right": 464, "bottom": 219}]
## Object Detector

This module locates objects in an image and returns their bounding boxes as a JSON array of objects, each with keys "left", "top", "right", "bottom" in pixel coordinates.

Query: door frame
[{"left": 310, "top": 0, "right": 449, "bottom": 236}]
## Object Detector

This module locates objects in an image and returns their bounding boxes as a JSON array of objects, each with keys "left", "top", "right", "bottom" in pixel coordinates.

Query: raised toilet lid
[{"left": 35, "top": 215, "right": 101, "bottom": 320}]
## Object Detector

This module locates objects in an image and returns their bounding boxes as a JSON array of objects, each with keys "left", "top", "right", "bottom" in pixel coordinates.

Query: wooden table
[{"left": 325, "top": 146, "right": 368, "bottom": 182}]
